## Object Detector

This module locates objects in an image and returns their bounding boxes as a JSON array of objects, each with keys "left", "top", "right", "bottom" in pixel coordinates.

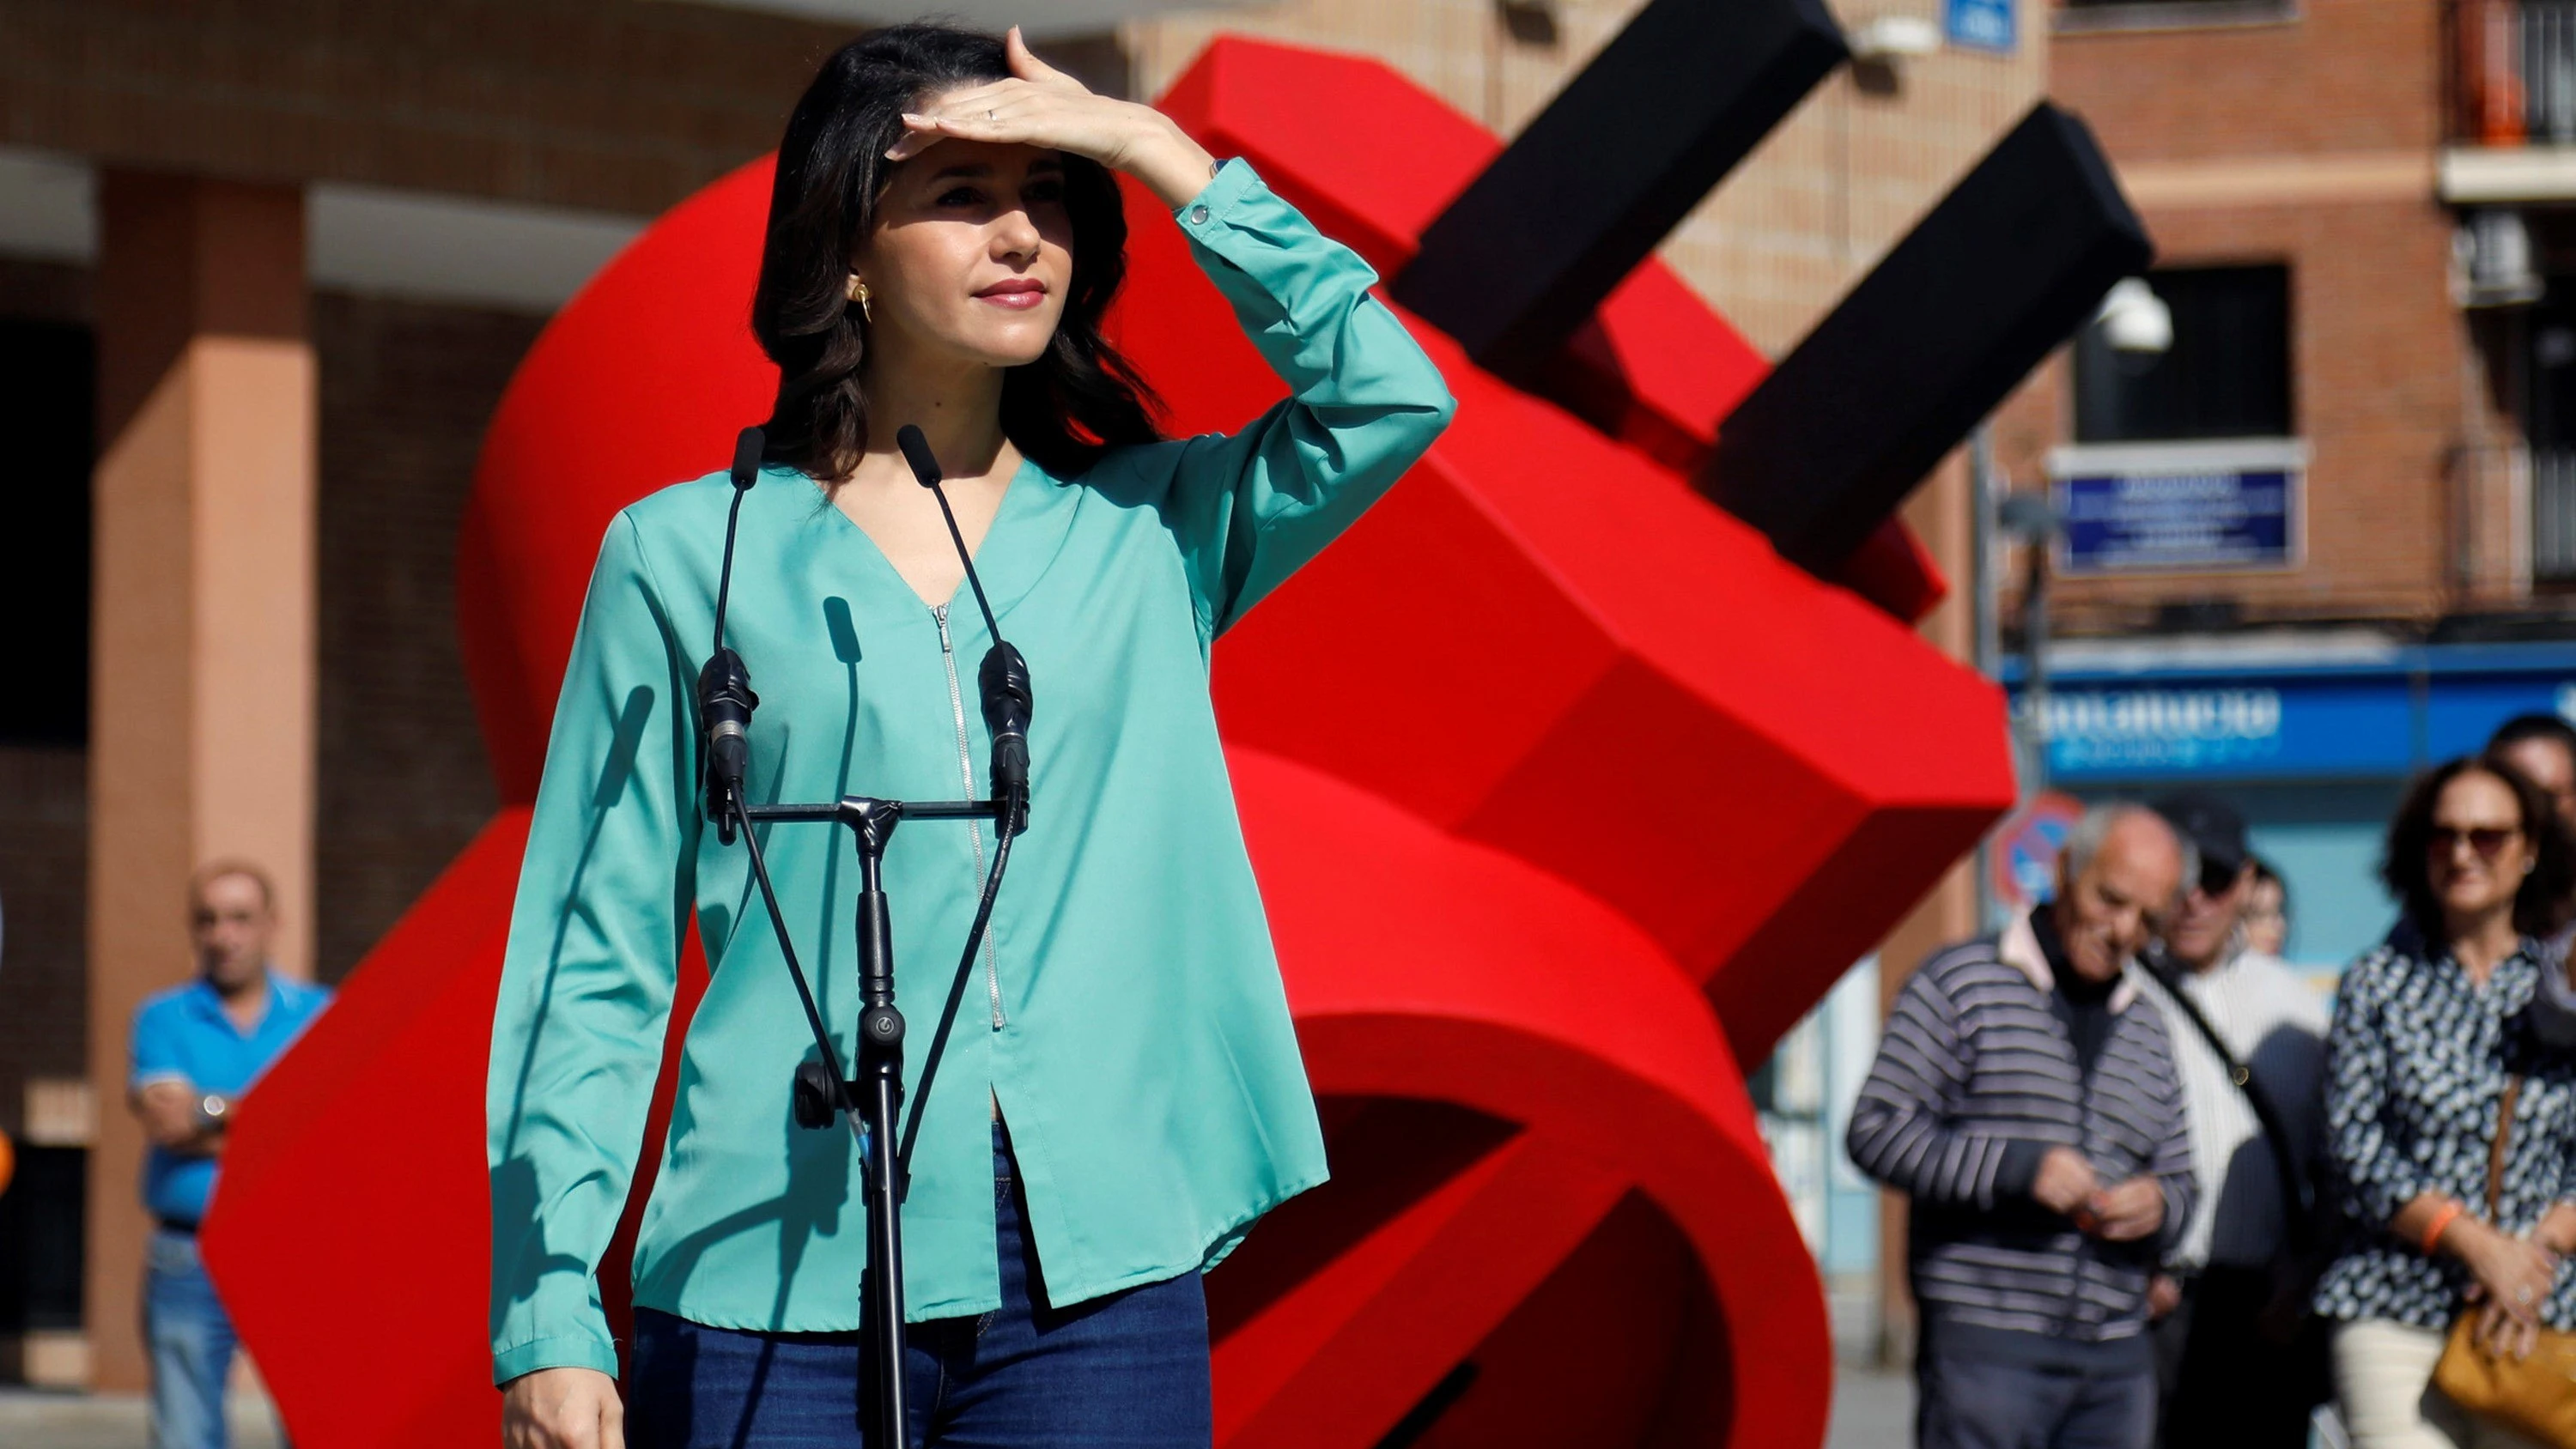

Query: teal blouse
[{"left": 485, "top": 160, "right": 1455, "bottom": 1384}]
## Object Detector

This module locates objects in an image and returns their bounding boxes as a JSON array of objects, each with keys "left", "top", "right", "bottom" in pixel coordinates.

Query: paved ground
[
  {"left": 1826, "top": 1367, "right": 1913, "bottom": 1449},
  {"left": 0, "top": 1373, "right": 1911, "bottom": 1448},
  {"left": 0, "top": 1388, "right": 283, "bottom": 1449},
  {"left": 1816, "top": 1371, "right": 2356, "bottom": 1449}
]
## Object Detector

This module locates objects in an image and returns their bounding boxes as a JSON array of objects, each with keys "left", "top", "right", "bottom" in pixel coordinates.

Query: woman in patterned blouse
[{"left": 2317, "top": 755, "right": 2576, "bottom": 1449}]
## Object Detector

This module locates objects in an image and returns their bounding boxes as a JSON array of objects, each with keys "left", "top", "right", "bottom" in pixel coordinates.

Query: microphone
[
  {"left": 700, "top": 426, "right": 766, "bottom": 843},
  {"left": 896, "top": 425, "right": 1032, "bottom": 834},
  {"left": 977, "top": 646, "right": 1033, "bottom": 835}
]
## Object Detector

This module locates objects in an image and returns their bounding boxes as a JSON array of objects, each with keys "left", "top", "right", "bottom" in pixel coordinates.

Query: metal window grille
[
  {"left": 2534, "top": 447, "right": 2576, "bottom": 579},
  {"left": 2529, "top": 0, "right": 2576, "bottom": 142}
]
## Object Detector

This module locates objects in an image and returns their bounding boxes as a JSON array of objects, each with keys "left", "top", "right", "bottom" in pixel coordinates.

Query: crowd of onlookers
[{"left": 1850, "top": 715, "right": 2576, "bottom": 1449}]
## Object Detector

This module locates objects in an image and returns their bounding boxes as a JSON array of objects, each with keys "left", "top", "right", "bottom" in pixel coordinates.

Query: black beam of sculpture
[
  {"left": 1391, "top": 0, "right": 1847, "bottom": 384},
  {"left": 1704, "top": 104, "right": 2151, "bottom": 575}
]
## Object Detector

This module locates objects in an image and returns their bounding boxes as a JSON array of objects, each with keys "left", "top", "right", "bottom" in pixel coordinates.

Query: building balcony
[
  {"left": 2445, "top": 0, "right": 2576, "bottom": 200},
  {"left": 2454, "top": 440, "right": 2576, "bottom": 594}
]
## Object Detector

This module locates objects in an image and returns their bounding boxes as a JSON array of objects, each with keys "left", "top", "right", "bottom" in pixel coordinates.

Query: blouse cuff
[
  {"left": 492, "top": 1331, "right": 621, "bottom": 1386},
  {"left": 1172, "top": 156, "right": 1264, "bottom": 237}
]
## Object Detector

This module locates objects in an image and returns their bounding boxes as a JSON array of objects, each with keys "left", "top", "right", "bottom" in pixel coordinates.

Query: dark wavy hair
[
  {"left": 2492, "top": 711, "right": 2576, "bottom": 762},
  {"left": 750, "top": 24, "right": 1162, "bottom": 481},
  {"left": 2381, "top": 755, "right": 2574, "bottom": 940}
]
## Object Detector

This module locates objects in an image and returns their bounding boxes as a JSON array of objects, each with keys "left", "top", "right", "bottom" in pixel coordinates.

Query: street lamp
[
  {"left": 2094, "top": 276, "right": 2173, "bottom": 355},
  {"left": 2010, "top": 277, "right": 2169, "bottom": 790},
  {"left": 1968, "top": 276, "right": 2169, "bottom": 924}
]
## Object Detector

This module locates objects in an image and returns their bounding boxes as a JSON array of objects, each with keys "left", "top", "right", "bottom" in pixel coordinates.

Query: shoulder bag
[{"left": 2432, "top": 1075, "right": 2576, "bottom": 1449}]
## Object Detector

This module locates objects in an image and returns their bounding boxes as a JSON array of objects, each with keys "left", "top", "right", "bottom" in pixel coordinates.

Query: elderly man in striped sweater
[{"left": 1850, "top": 803, "right": 2199, "bottom": 1449}]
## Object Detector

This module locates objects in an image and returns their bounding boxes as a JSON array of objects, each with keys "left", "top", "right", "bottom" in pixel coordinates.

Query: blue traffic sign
[{"left": 1945, "top": 0, "right": 2016, "bottom": 53}]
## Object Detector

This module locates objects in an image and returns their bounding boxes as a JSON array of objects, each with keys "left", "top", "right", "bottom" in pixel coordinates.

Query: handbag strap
[
  {"left": 2487, "top": 1074, "right": 2524, "bottom": 1220},
  {"left": 2150, "top": 959, "right": 2318, "bottom": 1244}
]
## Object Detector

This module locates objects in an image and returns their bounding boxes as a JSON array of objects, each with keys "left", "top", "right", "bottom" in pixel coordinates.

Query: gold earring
[{"left": 848, "top": 276, "right": 872, "bottom": 322}]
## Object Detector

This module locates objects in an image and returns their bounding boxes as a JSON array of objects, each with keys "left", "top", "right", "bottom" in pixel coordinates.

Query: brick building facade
[
  {"left": 1971, "top": 0, "right": 2576, "bottom": 1028},
  {"left": 1998, "top": 0, "right": 2488, "bottom": 629}
]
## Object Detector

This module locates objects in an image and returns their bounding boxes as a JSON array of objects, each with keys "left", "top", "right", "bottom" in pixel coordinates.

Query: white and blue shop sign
[
  {"left": 2008, "top": 640, "right": 2576, "bottom": 783},
  {"left": 2049, "top": 440, "right": 2307, "bottom": 576}
]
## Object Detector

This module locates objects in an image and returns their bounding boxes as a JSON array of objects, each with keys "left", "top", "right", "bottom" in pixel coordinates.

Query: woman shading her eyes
[{"left": 486, "top": 22, "right": 1454, "bottom": 1449}]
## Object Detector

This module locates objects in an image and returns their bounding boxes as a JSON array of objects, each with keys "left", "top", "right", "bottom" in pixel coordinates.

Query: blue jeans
[
  {"left": 1915, "top": 1338, "right": 2157, "bottom": 1449},
  {"left": 144, "top": 1227, "right": 239, "bottom": 1449},
  {"left": 630, "top": 1126, "right": 1212, "bottom": 1447}
]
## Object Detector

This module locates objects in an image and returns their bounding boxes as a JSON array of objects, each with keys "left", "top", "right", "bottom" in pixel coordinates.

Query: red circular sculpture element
[{"left": 203, "top": 36, "right": 2014, "bottom": 1449}]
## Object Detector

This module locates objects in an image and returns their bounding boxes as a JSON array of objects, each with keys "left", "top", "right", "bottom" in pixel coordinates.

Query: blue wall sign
[
  {"left": 1945, "top": 0, "right": 2016, "bottom": 52},
  {"left": 2049, "top": 440, "right": 2306, "bottom": 576},
  {"left": 2007, "top": 641, "right": 2576, "bottom": 784}
]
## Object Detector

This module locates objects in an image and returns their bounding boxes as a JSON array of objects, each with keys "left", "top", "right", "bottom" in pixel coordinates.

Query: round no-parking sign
[{"left": 1992, "top": 791, "right": 2087, "bottom": 912}]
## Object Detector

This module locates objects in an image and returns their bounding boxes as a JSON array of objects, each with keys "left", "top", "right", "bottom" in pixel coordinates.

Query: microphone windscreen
[
  {"left": 731, "top": 427, "right": 765, "bottom": 491},
  {"left": 896, "top": 425, "right": 942, "bottom": 488}
]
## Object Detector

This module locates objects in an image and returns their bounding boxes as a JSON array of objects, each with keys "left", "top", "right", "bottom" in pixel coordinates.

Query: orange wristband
[{"left": 2423, "top": 1201, "right": 2468, "bottom": 1256}]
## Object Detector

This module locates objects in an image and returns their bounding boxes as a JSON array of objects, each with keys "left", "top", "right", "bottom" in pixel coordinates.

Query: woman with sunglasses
[{"left": 2314, "top": 756, "right": 2576, "bottom": 1448}]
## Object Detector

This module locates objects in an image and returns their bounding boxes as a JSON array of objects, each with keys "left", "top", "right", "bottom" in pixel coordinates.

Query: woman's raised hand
[{"left": 886, "top": 27, "right": 1219, "bottom": 209}]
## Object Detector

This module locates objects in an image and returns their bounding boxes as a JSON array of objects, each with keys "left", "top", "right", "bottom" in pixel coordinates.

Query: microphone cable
[
  {"left": 901, "top": 425, "right": 1006, "bottom": 670},
  {"left": 737, "top": 791, "right": 868, "bottom": 1158},
  {"left": 896, "top": 813, "right": 1010, "bottom": 1179},
  {"left": 899, "top": 425, "right": 1032, "bottom": 839},
  {"left": 889, "top": 425, "right": 1029, "bottom": 1171},
  {"left": 699, "top": 429, "right": 765, "bottom": 846},
  {"left": 702, "top": 426, "right": 866, "bottom": 1142}
]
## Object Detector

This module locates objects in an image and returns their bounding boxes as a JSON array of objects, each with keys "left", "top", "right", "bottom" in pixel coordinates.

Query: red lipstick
[{"left": 975, "top": 277, "right": 1048, "bottom": 311}]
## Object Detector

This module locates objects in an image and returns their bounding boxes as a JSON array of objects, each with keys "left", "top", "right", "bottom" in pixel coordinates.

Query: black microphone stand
[{"left": 694, "top": 426, "right": 1032, "bottom": 1449}]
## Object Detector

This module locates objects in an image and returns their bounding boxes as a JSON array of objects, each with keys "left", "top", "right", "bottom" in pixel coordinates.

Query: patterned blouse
[{"left": 2314, "top": 931, "right": 2576, "bottom": 1331}]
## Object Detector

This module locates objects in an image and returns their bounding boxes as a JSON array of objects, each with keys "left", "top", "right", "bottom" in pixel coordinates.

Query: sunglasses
[{"left": 2427, "top": 826, "right": 2522, "bottom": 860}]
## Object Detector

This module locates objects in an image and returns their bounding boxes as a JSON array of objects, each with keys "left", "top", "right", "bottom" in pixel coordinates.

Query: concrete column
[{"left": 84, "top": 173, "right": 313, "bottom": 1394}]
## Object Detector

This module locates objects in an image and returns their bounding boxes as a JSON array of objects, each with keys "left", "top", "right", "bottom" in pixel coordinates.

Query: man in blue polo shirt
[{"left": 129, "top": 862, "right": 330, "bottom": 1449}]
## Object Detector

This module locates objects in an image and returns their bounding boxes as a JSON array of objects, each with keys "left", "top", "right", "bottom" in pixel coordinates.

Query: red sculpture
[{"left": 204, "top": 38, "right": 2013, "bottom": 1447}]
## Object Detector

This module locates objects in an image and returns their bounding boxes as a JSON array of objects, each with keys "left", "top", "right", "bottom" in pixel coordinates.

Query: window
[
  {"left": 0, "top": 318, "right": 92, "bottom": 744},
  {"left": 0, "top": 1142, "right": 85, "bottom": 1339},
  {"left": 2073, "top": 264, "right": 2293, "bottom": 444},
  {"left": 2529, "top": 291, "right": 2576, "bottom": 448},
  {"left": 2524, "top": 285, "right": 2576, "bottom": 580}
]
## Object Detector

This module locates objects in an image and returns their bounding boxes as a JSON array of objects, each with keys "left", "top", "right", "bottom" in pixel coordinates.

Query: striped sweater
[{"left": 1847, "top": 912, "right": 2196, "bottom": 1364}]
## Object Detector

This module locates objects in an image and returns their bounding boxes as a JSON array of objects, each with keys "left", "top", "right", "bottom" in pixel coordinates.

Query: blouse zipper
[{"left": 934, "top": 603, "right": 1006, "bottom": 1028}]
